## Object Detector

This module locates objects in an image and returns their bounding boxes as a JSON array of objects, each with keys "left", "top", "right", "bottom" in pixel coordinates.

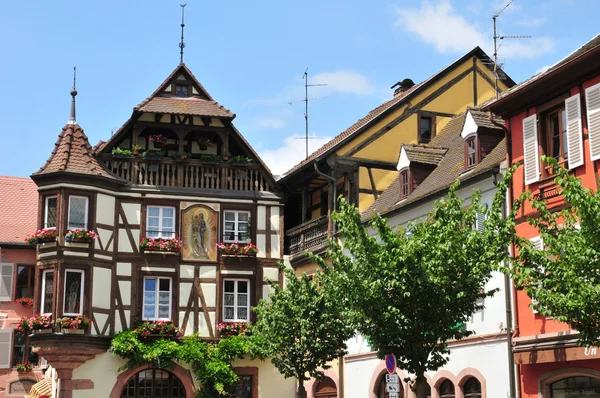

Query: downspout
[{"left": 490, "top": 112, "right": 518, "bottom": 398}]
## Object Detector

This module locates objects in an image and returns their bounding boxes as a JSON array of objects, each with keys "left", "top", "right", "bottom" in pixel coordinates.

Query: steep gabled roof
[
  {"left": 281, "top": 47, "right": 514, "bottom": 179},
  {"left": 134, "top": 62, "right": 234, "bottom": 119},
  {"left": 0, "top": 176, "right": 38, "bottom": 243},
  {"left": 364, "top": 111, "right": 506, "bottom": 220},
  {"left": 467, "top": 108, "right": 504, "bottom": 131},
  {"left": 33, "top": 123, "right": 115, "bottom": 180},
  {"left": 402, "top": 144, "right": 448, "bottom": 166}
]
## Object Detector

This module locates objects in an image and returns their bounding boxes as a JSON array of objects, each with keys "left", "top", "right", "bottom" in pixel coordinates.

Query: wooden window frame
[
  {"left": 12, "top": 331, "right": 39, "bottom": 368},
  {"left": 222, "top": 278, "right": 251, "bottom": 323},
  {"left": 63, "top": 269, "right": 85, "bottom": 316},
  {"left": 175, "top": 84, "right": 190, "bottom": 98},
  {"left": 462, "top": 377, "right": 482, "bottom": 398},
  {"left": 232, "top": 367, "right": 258, "bottom": 398},
  {"left": 418, "top": 113, "right": 436, "bottom": 144},
  {"left": 145, "top": 205, "right": 177, "bottom": 239},
  {"left": 67, "top": 195, "right": 90, "bottom": 230},
  {"left": 465, "top": 135, "right": 478, "bottom": 168},
  {"left": 142, "top": 276, "right": 173, "bottom": 322},
  {"left": 540, "top": 105, "right": 568, "bottom": 178},
  {"left": 40, "top": 269, "right": 54, "bottom": 315},
  {"left": 223, "top": 210, "right": 252, "bottom": 244},
  {"left": 44, "top": 195, "right": 58, "bottom": 230},
  {"left": 400, "top": 169, "right": 411, "bottom": 199},
  {"left": 14, "top": 264, "right": 34, "bottom": 301},
  {"left": 439, "top": 379, "right": 456, "bottom": 398}
]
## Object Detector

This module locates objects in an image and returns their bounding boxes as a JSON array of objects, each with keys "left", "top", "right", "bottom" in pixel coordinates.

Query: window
[
  {"left": 175, "top": 85, "right": 189, "bottom": 98},
  {"left": 542, "top": 106, "right": 568, "bottom": 174},
  {"left": 146, "top": 206, "right": 175, "bottom": 239},
  {"left": 44, "top": 196, "right": 58, "bottom": 229},
  {"left": 12, "top": 332, "right": 38, "bottom": 367},
  {"left": 15, "top": 265, "right": 34, "bottom": 299},
  {"left": 551, "top": 377, "right": 600, "bottom": 398},
  {"left": 230, "top": 375, "right": 253, "bottom": 398},
  {"left": 63, "top": 269, "right": 84, "bottom": 316},
  {"left": 121, "top": 368, "right": 185, "bottom": 398},
  {"left": 463, "top": 378, "right": 482, "bottom": 398},
  {"left": 439, "top": 379, "right": 455, "bottom": 398},
  {"left": 419, "top": 115, "right": 434, "bottom": 144},
  {"left": 41, "top": 270, "right": 54, "bottom": 314},
  {"left": 400, "top": 170, "right": 410, "bottom": 198},
  {"left": 467, "top": 137, "right": 477, "bottom": 167},
  {"left": 223, "top": 279, "right": 250, "bottom": 322},
  {"left": 68, "top": 195, "right": 89, "bottom": 229},
  {"left": 143, "top": 277, "right": 172, "bottom": 321},
  {"left": 223, "top": 211, "right": 250, "bottom": 243}
]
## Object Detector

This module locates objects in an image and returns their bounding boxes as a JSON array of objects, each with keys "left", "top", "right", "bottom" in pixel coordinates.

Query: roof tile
[
  {"left": 135, "top": 97, "right": 234, "bottom": 118},
  {"left": 403, "top": 144, "right": 447, "bottom": 165},
  {"left": 0, "top": 176, "right": 38, "bottom": 243}
]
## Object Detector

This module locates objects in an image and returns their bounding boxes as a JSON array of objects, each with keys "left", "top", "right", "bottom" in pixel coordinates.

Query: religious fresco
[{"left": 181, "top": 204, "right": 218, "bottom": 262}]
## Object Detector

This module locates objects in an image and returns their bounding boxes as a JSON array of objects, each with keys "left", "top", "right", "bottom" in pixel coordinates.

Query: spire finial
[
  {"left": 179, "top": 4, "right": 187, "bottom": 63},
  {"left": 68, "top": 66, "right": 78, "bottom": 124}
]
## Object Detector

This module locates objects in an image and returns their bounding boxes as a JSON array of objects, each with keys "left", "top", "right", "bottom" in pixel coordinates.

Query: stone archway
[
  {"left": 538, "top": 367, "right": 600, "bottom": 398},
  {"left": 109, "top": 364, "right": 195, "bottom": 398}
]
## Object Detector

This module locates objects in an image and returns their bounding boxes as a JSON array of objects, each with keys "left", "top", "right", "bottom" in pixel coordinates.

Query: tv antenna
[
  {"left": 493, "top": 0, "right": 531, "bottom": 97},
  {"left": 288, "top": 68, "right": 328, "bottom": 159}
]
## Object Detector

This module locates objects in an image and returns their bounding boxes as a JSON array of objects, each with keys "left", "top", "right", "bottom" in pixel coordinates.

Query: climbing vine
[{"left": 110, "top": 327, "right": 254, "bottom": 397}]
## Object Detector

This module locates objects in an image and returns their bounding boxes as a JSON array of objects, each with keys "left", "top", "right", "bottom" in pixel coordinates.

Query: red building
[{"left": 485, "top": 34, "right": 600, "bottom": 397}]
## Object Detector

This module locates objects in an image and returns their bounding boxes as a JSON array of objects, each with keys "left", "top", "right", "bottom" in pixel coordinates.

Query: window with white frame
[
  {"left": 44, "top": 196, "right": 58, "bottom": 229},
  {"left": 223, "top": 279, "right": 250, "bottom": 322},
  {"left": 41, "top": 270, "right": 54, "bottom": 314},
  {"left": 223, "top": 211, "right": 250, "bottom": 243},
  {"left": 68, "top": 195, "right": 89, "bottom": 229},
  {"left": 143, "top": 277, "right": 172, "bottom": 321},
  {"left": 63, "top": 269, "right": 84, "bottom": 316},
  {"left": 146, "top": 206, "right": 175, "bottom": 238}
]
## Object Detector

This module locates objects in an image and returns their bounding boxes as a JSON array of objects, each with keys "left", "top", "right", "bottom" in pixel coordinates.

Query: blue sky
[{"left": 0, "top": 0, "right": 598, "bottom": 176}]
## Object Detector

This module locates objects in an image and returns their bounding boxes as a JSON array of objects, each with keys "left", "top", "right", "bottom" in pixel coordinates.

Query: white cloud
[
  {"left": 516, "top": 17, "right": 547, "bottom": 28},
  {"left": 258, "top": 134, "right": 333, "bottom": 176},
  {"left": 310, "top": 70, "right": 375, "bottom": 96},
  {"left": 255, "top": 118, "right": 285, "bottom": 129},
  {"left": 393, "top": 0, "right": 554, "bottom": 59}
]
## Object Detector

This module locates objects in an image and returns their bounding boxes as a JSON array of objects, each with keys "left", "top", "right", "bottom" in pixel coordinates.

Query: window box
[
  {"left": 18, "top": 315, "right": 53, "bottom": 334},
  {"left": 140, "top": 237, "right": 182, "bottom": 253},
  {"left": 217, "top": 243, "right": 258, "bottom": 257},
  {"left": 15, "top": 297, "right": 34, "bottom": 307},
  {"left": 16, "top": 361, "right": 33, "bottom": 372},
  {"left": 216, "top": 322, "right": 250, "bottom": 337},
  {"left": 56, "top": 315, "right": 91, "bottom": 334},
  {"left": 65, "top": 229, "right": 96, "bottom": 243},
  {"left": 25, "top": 230, "right": 57, "bottom": 245},
  {"left": 59, "top": 328, "right": 84, "bottom": 335},
  {"left": 135, "top": 321, "right": 183, "bottom": 339}
]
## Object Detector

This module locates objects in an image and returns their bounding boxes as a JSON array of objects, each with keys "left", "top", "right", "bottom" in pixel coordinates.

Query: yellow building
[{"left": 280, "top": 47, "right": 514, "bottom": 277}]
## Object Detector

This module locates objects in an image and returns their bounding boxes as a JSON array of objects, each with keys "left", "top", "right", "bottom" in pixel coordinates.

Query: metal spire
[
  {"left": 68, "top": 66, "right": 78, "bottom": 124},
  {"left": 179, "top": 4, "right": 187, "bottom": 63}
]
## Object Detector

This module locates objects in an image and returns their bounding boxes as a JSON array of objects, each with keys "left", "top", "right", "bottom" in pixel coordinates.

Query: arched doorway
[
  {"left": 315, "top": 377, "right": 337, "bottom": 398},
  {"left": 550, "top": 376, "right": 600, "bottom": 398},
  {"left": 463, "top": 377, "right": 482, "bottom": 398},
  {"left": 375, "top": 374, "right": 405, "bottom": 398},
  {"left": 121, "top": 368, "right": 186, "bottom": 397}
]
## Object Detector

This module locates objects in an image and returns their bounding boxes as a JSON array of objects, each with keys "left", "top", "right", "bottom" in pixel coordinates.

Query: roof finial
[
  {"left": 68, "top": 66, "right": 78, "bottom": 124},
  {"left": 179, "top": 4, "right": 187, "bottom": 63}
]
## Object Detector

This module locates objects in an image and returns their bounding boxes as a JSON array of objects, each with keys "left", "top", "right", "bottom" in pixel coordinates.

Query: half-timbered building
[{"left": 26, "top": 62, "right": 294, "bottom": 398}]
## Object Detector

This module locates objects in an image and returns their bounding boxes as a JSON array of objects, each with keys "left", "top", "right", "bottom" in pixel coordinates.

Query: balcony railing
[
  {"left": 101, "top": 156, "right": 274, "bottom": 192},
  {"left": 286, "top": 215, "right": 330, "bottom": 256}
]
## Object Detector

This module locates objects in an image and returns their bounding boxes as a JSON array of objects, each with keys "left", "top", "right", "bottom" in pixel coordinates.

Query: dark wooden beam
[
  {"left": 475, "top": 66, "right": 496, "bottom": 88},
  {"left": 472, "top": 57, "right": 478, "bottom": 106},
  {"left": 367, "top": 168, "right": 379, "bottom": 200},
  {"left": 336, "top": 156, "right": 398, "bottom": 171},
  {"left": 359, "top": 188, "right": 384, "bottom": 196},
  {"left": 345, "top": 67, "right": 473, "bottom": 157}
]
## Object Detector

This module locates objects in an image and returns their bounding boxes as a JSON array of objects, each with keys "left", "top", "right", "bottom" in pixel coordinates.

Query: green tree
[
  {"left": 513, "top": 156, "right": 600, "bottom": 346},
  {"left": 317, "top": 169, "right": 518, "bottom": 398},
  {"left": 252, "top": 264, "right": 355, "bottom": 398}
]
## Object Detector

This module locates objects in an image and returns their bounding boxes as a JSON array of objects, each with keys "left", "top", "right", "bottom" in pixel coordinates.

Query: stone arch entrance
[
  {"left": 110, "top": 364, "right": 196, "bottom": 398},
  {"left": 315, "top": 377, "right": 337, "bottom": 398},
  {"left": 539, "top": 367, "right": 600, "bottom": 398}
]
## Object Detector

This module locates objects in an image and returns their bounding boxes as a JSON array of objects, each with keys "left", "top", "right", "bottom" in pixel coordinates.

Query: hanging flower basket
[
  {"left": 25, "top": 229, "right": 57, "bottom": 245},
  {"left": 217, "top": 242, "right": 258, "bottom": 257},
  {"left": 140, "top": 237, "right": 182, "bottom": 253},
  {"left": 65, "top": 229, "right": 96, "bottom": 243},
  {"left": 149, "top": 133, "right": 169, "bottom": 149},
  {"left": 15, "top": 297, "right": 34, "bottom": 307}
]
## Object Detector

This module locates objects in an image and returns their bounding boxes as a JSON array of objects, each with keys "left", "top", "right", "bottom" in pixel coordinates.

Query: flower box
[
  {"left": 60, "top": 328, "right": 84, "bottom": 335},
  {"left": 135, "top": 321, "right": 183, "bottom": 339},
  {"left": 18, "top": 314, "right": 53, "bottom": 334},
  {"left": 56, "top": 315, "right": 92, "bottom": 332},
  {"left": 25, "top": 229, "right": 58, "bottom": 245},
  {"left": 217, "top": 242, "right": 258, "bottom": 257},
  {"left": 216, "top": 322, "right": 250, "bottom": 337},
  {"left": 140, "top": 237, "right": 182, "bottom": 253},
  {"left": 15, "top": 297, "right": 34, "bottom": 307},
  {"left": 32, "top": 328, "right": 52, "bottom": 335}
]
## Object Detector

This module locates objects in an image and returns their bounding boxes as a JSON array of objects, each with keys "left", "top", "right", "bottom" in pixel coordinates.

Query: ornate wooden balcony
[
  {"left": 286, "top": 215, "right": 331, "bottom": 259},
  {"left": 100, "top": 156, "right": 275, "bottom": 192}
]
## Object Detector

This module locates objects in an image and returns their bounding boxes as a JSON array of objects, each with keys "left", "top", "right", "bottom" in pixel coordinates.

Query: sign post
[
  {"left": 385, "top": 353, "right": 396, "bottom": 374},
  {"left": 384, "top": 354, "right": 399, "bottom": 398}
]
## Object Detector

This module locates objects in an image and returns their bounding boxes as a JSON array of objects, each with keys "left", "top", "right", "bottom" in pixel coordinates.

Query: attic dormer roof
[{"left": 401, "top": 144, "right": 448, "bottom": 167}]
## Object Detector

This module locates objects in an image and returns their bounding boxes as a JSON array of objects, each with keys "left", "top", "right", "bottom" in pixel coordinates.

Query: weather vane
[{"left": 179, "top": 4, "right": 187, "bottom": 63}]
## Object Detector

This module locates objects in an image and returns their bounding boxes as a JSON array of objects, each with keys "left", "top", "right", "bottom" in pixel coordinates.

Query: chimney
[{"left": 391, "top": 78, "right": 415, "bottom": 97}]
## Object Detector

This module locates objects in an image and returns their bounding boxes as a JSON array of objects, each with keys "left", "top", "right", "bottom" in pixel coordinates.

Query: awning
[
  {"left": 514, "top": 344, "right": 600, "bottom": 365},
  {"left": 24, "top": 378, "right": 52, "bottom": 398}
]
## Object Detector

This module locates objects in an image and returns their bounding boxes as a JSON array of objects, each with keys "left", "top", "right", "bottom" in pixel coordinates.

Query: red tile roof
[
  {"left": 135, "top": 96, "right": 234, "bottom": 118},
  {"left": 33, "top": 123, "right": 115, "bottom": 180},
  {"left": 0, "top": 176, "right": 38, "bottom": 243}
]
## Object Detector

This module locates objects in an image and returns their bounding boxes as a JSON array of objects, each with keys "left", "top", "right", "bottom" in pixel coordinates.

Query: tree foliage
[
  {"left": 252, "top": 264, "right": 355, "bottom": 397},
  {"left": 512, "top": 156, "right": 600, "bottom": 346},
  {"left": 317, "top": 167, "right": 519, "bottom": 396}
]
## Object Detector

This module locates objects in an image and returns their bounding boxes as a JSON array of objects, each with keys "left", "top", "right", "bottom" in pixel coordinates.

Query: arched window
[
  {"left": 121, "top": 369, "right": 185, "bottom": 398},
  {"left": 463, "top": 377, "right": 481, "bottom": 398},
  {"left": 439, "top": 379, "right": 455, "bottom": 398},
  {"left": 375, "top": 374, "right": 404, "bottom": 398},
  {"left": 315, "top": 377, "right": 337, "bottom": 398},
  {"left": 550, "top": 376, "right": 600, "bottom": 397}
]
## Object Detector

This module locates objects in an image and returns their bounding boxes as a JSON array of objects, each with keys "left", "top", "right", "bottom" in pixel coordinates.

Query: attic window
[
  {"left": 466, "top": 137, "right": 477, "bottom": 168},
  {"left": 400, "top": 170, "right": 410, "bottom": 198},
  {"left": 175, "top": 85, "right": 189, "bottom": 98},
  {"left": 418, "top": 115, "right": 434, "bottom": 144}
]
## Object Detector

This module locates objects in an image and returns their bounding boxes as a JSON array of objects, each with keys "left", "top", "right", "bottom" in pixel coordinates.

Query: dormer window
[
  {"left": 418, "top": 114, "right": 435, "bottom": 144},
  {"left": 400, "top": 170, "right": 410, "bottom": 198},
  {"left": 175, "top": 85, "right": 189, "bottom": 98},
  {"left": 466, "top": 137, "right": 477, "bottom": 168}
]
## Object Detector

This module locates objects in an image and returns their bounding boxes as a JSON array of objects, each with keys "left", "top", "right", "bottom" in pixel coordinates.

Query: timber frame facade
[{"left": 25, "top": 62, "right": 294, "bottom": 398}]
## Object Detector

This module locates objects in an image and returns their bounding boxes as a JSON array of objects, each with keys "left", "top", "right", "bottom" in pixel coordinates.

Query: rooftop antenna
[
  {"left": 179, "top": 4, "right": 187, "bottom": 63},
  {"left": 288, "top": 68, "right": 327, "bottom": 159},
  {"left": 68, "top": 66, "right": 78, "bottom": 125},
  {"left": 493, "top": 0, "right": 530, "bottom": 97}
]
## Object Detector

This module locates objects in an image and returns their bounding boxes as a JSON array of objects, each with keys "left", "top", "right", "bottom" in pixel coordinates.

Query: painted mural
[{"left": 182, "top": 204, "right": 218, "bottom": 262}]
